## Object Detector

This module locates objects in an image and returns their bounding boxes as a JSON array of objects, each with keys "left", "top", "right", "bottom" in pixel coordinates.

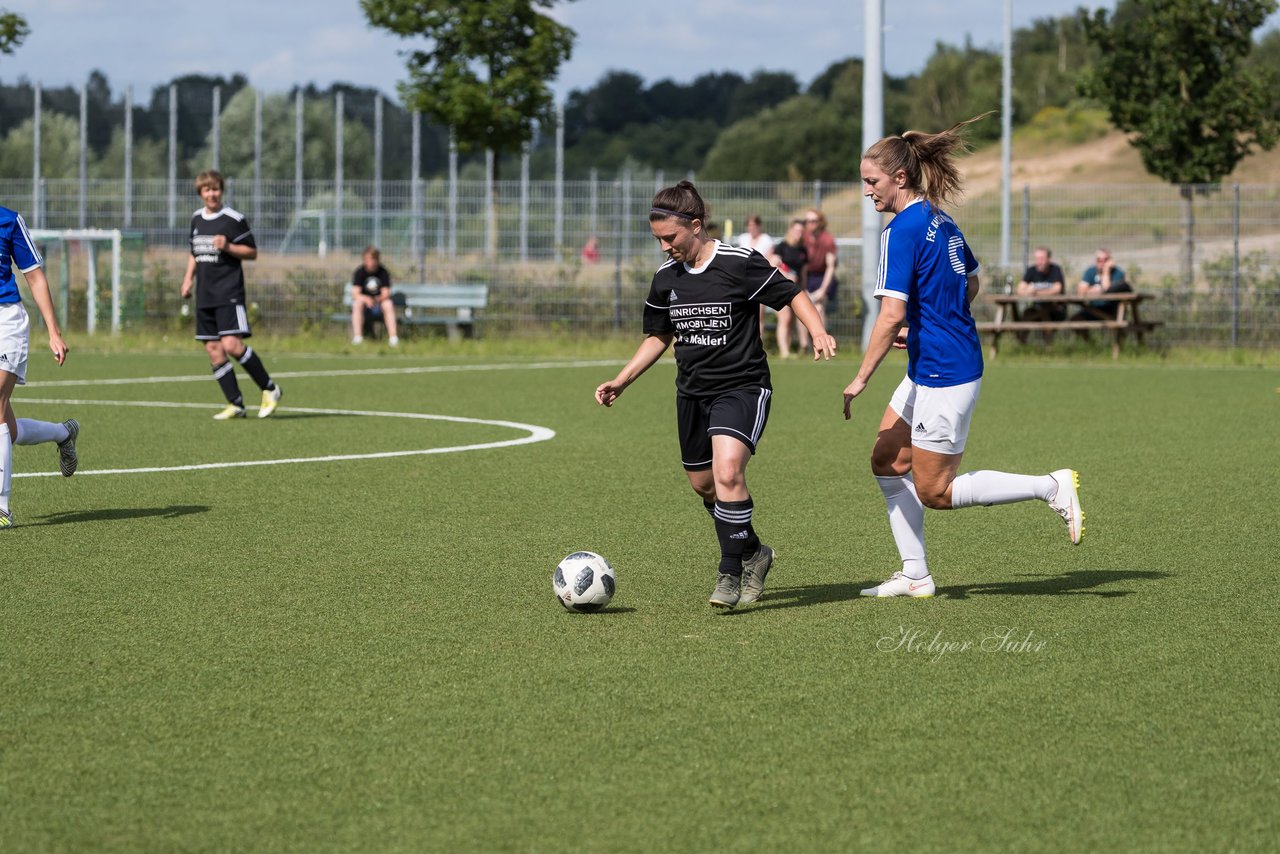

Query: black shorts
[
  {"left": 676, "top": 387, "right": 772, "bottom": 471},
  {"left": 195, "top": 304, "right": 252, "bottom": 341}
]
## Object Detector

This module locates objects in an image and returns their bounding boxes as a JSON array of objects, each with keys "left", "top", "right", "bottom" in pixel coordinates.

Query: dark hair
[
  {"left": 363, "top": 245, "right": 381, "bottom": 260},
  {"left": 863, "top": 112, "right": 993, "bottom": 208},
  {"left": 649, "top": 180, "right": 707, "bottom": 223}
]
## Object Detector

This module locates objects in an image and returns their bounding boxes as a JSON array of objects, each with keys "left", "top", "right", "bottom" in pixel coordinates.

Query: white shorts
[
  {"left": 0, "top": 302, "right": 30, "bottom": 385},
  {"left": 888, "top": 375, "right": 982, "bottom": 455}
]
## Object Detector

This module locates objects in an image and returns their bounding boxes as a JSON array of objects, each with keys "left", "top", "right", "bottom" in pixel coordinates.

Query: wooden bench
[
  {"left": 335, "top": 283, "right": 489, "bottom": 342},
  {"left": 977, "top": 293, "right": 1162, "bottom": 359}
]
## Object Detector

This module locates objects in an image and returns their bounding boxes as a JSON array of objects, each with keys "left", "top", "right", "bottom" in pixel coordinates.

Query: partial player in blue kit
[
  {"left": 842, "top": 115, "right": 1084, "bottom": 598},
  {"left": 0, "top": 205, "right": 81, "bottom": 528},
  {"left": 595, "top": 181, "right": 837, "bottom": 609}
]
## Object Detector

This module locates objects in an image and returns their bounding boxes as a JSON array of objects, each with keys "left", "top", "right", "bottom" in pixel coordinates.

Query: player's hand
[
  {"left": 595, "top": 380, "right": 624, "bottom": 407},
  {"left": 211, "top": 234, "right": 227, "bottom": 250},
  {"left": 892, "top": 328, "right": 909, "bottom": 350},
  {"left": 181, "top": 280, "right": 193, "bottom": 299},
  {"left": 811, "top": 334, "right": 837, "bottom": 361},
  {"left": 48, "top": 333, "right": 69, "bottom": 366},
  {"left": 842, "top": 377, "right": 867, "bottom": 420}
]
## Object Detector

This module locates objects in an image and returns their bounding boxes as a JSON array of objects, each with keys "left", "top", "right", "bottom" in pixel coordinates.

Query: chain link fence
[{"left": 6, "top": 178, "right": 1277, "bottom": 349}]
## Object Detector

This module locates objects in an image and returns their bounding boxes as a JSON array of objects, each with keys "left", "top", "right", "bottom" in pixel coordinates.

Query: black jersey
[
  {"left": 190, "top": 206, "right": 255, "bottom": 308},
  {"left": 352, "top": 264, "right": 392, "bottom": 297},
  {"left": 643, "top": 241, "right": 800, "bottom": 397}
]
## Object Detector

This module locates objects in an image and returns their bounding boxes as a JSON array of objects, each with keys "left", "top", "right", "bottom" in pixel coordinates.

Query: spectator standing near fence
[
  {"left": 0, "top": 205, "right": 80, "bottom": 529},
  {"left": 595, "top": 181, "right": 837, "bottom": 609},
  {"left": 1073, "top": 248, "right": 1131, "bottom": 321},
  {"left": 180, "top": 169, "right": 283, "bottom": 420},
  {"left": 842, "top": 115, "right": 1084, "bottom": 599},
  {"left": 768, "top": 218, "right": 809, "bottom": 358},
  {"left": 800, "top": 208, "right": 837, "bottom": 350},
  {"left": 351, "top": 246, "right": 399, "bottom": 347}
]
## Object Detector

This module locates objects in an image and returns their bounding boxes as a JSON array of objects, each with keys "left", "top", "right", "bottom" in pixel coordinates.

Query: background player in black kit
[
  {"left": 180, "top": 170, "right": 282, "bottom": 420},
  {"left": 595, "top": 181, "right": 837, "bottom": 609}
]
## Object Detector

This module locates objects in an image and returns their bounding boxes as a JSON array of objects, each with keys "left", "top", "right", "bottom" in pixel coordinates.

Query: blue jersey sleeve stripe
[{"left": 13, "top": 213, "right": 43, "bottom": 270}]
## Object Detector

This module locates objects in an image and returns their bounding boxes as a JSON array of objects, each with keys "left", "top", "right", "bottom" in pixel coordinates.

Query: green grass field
[{"left": 3, "top": 344, "right": 1277, "bottom": 851}]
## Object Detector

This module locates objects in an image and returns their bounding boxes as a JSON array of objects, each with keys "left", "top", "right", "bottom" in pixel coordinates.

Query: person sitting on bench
[
  {"left": 350, "top": 246, "right": 399, "bottom": 346},
  {"left": 1073, "top": 247, "right": 1131, "bottom": 322}
]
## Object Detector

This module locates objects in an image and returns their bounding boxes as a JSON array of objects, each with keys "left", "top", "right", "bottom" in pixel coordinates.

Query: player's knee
[
  {"left": 711, "top": 463, "right": 745, "bottom": 493},
  {"left": 870, "top": 444, "right": 909, "bottom": 477},
  {"left": 918, "top": 487, "right": 952, "bottom": 511}
]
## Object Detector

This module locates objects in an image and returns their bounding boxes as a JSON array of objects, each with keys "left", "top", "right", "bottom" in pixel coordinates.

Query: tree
[
  {"left": 0, "top": 9, "right": 28, "bottom": 56},
  {"left": 196, "top": 87, "right": 375, "bottom": 181},
  {"left": 363, "top": 0, "right": 574, "bottom": 253},
  {"left": 906, "top": 40, "right": 1002, "bottom": 143},
  {"left": 1080, "top": 0, "right": 1280, "bottom": 285}
]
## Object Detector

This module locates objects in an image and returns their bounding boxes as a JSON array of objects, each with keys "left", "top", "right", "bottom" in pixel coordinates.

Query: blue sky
[{"left": 9, "top": 1, "right": 1280, "bottom": 103}]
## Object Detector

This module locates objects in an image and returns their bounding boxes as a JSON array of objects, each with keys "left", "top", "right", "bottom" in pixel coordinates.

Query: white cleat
[
  {"left": 258, "top": 385, "right": 283, "bottom": 419},
  {"left": 860, "top": 571, "right": 936, "bottom": 598},
  {"left": 1048, "top": 469, "right": 1084, "bottom": 545}
]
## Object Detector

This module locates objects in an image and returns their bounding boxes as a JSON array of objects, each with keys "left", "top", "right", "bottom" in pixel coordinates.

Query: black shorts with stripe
[
  {"left": 676, "top": 386, "right": 772, "bottom": 471},
  {"left": 195, "top": 304, "right": 252, "bottom": 340}
]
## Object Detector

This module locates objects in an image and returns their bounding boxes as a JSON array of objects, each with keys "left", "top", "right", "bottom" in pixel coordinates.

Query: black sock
[
  {"left": 713, "top": 498, "right": 754, "bottom": 576},
  {"left": 703, "top": 499, "right": 716, "bottom": 519},
  {"left": 212, "top": 361, "right": 243, "bottom": 407},
  {"left": 237, "top": 346, "right": 275, "bottom": 391}
]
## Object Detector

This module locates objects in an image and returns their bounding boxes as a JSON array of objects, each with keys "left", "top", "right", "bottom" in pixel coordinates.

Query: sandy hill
[{"left": 963, "top": 129, "right": 1280, "bottom": 193}]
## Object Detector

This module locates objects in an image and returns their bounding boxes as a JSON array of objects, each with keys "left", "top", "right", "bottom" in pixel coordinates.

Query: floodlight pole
[{"left": 860, "top": 0, "right": 884, "bottom": 351}]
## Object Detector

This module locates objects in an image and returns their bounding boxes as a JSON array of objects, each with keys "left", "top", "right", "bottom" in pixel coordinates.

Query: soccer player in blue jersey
[
  {"left": 595, "top": 181, "right": 837, "bottom": 609},
  {"left": 0, "top": 206, "right": 80, "bottom": 528},
  {"left": 842, "top": 116, "right": 1083, "bottom": 598}
]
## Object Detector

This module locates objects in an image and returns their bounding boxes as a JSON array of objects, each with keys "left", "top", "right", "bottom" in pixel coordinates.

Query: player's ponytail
[
  {"left": 650, "top": 180, "right": 708, "bottom": 223},
  {"left": 864, "top": 112, "right": 993, "bottom": 209}
]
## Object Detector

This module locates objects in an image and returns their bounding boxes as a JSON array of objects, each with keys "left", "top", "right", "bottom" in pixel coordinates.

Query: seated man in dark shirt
[
  {"left": 350, "top": 246, "right": 399, "bottom": 346},
  {"left": 1017, "top": 246, "right": 1066, "bottom": 322}
]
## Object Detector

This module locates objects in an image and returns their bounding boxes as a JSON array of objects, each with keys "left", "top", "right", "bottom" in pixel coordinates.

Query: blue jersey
[
  {"left": 0, "top": 206, "right": 43, "bottom": 304},
  {"left": 874, "top": 199, "right": 983, "bottom": 386}
]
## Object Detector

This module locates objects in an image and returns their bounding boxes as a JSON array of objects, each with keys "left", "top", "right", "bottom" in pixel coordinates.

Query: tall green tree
[
  {"left": 907, "top": 40, "right": 1002, "bottom": 142},
  {"left": 363, "top": 0, "right": 574, "bottom": 252},
  {"left": 1080, "top": 0, "right": 1280, "bottom": 285},
  {"left": 0, "top": 9, "right": 28, "bottom": 56}
]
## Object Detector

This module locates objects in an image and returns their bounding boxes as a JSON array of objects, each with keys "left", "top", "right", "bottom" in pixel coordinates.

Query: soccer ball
[{"left": 553, "top": 551, "right": 616, "bottom": 612}]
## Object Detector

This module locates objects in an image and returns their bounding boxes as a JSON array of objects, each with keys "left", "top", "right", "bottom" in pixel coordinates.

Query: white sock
[
  {"left": 14, "top": 418, "right": 68, "bottom": 446},
  {"left": 950, "top": 471, "right": 1055, "bottom": 508},
  {"left": 0, "top": 423, "right": 11, "bottom": 513},
  {"left": 876, "top": 474, "right": 929, "bottom": 580}
]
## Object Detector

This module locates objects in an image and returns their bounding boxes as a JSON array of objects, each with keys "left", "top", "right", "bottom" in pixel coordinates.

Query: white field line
[
  {"left": 15, "top": 399, "right": 555, "bottom": 478},
  {"left": 29, "top": 358, "right": 625, "bottom": 388}
]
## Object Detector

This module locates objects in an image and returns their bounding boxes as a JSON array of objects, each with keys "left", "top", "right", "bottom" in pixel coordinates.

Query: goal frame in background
[{"left": 30, "top": 229, "right": 125, "bottom": 334}]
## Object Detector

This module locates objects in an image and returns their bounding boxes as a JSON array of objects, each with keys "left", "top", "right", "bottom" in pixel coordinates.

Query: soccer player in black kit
[
  {"left": 595, "top": 182, "right": 837, "bottom": 608},
  {"left": 180, "top": 170, "right": 282, "bottom": 420}
]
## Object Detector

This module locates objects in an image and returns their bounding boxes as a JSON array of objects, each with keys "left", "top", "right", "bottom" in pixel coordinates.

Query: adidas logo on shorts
[{"left": 915, "top": 421, "right": 926, "bottom": 433}]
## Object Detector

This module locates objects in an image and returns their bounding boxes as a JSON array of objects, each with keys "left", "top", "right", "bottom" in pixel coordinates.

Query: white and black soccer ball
[{"left": 553, "top": 551, "right": 616, "bottom": 612}]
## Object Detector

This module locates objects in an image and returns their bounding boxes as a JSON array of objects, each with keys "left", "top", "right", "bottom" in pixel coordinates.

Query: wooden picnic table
[{"left": 976, "top": 292, "right": 1161, "bottom": 359}]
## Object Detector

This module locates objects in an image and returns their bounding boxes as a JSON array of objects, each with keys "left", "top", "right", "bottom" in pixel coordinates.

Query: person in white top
[
  {"left": 734, "top": 214, "right": 774, "bottom": 256},
  {"left": 736, "top": 215, "right": 784, "bottom": 356}
]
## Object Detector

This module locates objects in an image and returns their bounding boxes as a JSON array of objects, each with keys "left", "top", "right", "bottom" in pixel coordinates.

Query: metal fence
[{"left": 9, "top": 179, "right": 1279, "bottom": 350}]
